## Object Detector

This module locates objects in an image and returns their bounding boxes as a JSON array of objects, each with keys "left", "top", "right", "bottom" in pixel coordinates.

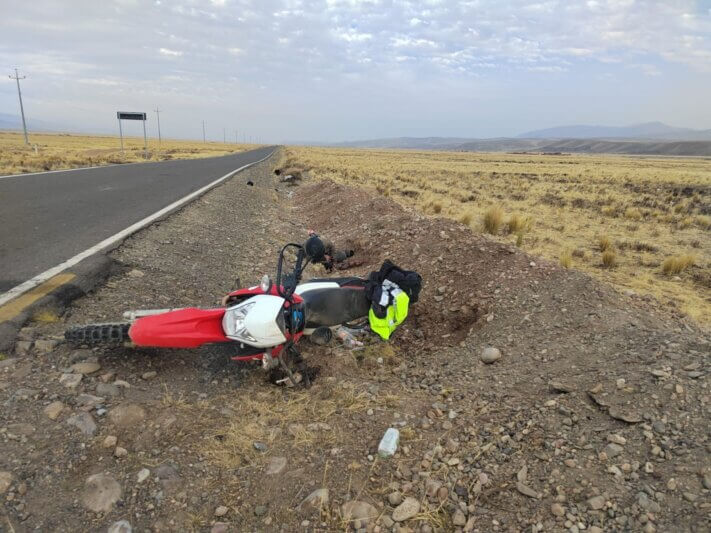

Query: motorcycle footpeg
[{"left": 310, "top": 327, "right": 332, "bottom": 346}]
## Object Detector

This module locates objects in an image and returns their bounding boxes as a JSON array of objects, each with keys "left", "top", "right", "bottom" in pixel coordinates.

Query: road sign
[
  {"left": 117, "top": 111, "right": 147, "bottom": 121},
  {"left": 116, "top": 111, "right": 148, "bottom": 157}
]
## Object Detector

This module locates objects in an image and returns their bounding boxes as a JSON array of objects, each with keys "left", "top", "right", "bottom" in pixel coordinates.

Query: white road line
[
  {"left": 0, "top": 149, "right": 275, "bottom": 308},
  {"left": 0, "top": 162, "right": 144, "bottom": 180}
]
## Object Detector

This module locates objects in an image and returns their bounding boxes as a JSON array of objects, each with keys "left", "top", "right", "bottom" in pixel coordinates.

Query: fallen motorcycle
[{"left": 65, "top": 235, "right": 403, "bottom": 387}]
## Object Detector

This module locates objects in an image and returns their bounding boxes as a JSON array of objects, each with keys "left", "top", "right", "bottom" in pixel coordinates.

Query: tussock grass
[
  {"left": 624, "top": 207, "right": 643, "bottom": 220},
  {"left": 661, "top": 254, "right": 695, "bottom": 275},
  {"left": 560, "top": 250, "right": 573, "bottom": 269},
  {"left": 32, "top": 309, "right": 60, "bottom": 323},
  {"left": 459, "top": 212, "right": 473, "bottom": 226},
  {"left": 483, "top": 206, "right": 504, "bottom": 234},
  {"left": 602, "top": 250, "right": 618, "bottom": 268},
  {"left": 507, "top": 213, "right": 531, "bottom": 234},
  {"left": 598, "top": 235, "right": 612, "bottom": 252}
]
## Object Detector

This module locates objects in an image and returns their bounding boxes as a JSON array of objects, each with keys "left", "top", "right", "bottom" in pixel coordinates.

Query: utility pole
[
  {"left": 234, "top": 130, "right": 238, "bottom": 144},
  {"left": 223, "top": 128, "right": 226, "bottom": 144},
  {"left": 9, "top": 68, "right": 29, "bottom": 145},
  {"left": 154, "top": 107, "right": 162, "bottom": 145},
  {"left": 202, "top": 120, "right": 206, "bottom": 143}
]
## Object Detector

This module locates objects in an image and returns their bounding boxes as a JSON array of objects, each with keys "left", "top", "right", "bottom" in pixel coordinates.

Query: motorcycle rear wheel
[{"left": 65, "top": 323, "right": 131, "bottom": 345}]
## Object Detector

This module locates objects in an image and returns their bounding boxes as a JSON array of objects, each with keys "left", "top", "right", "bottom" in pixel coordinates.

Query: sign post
[{"left": 116, "top": 111, "right": 148, "bottom": 158}]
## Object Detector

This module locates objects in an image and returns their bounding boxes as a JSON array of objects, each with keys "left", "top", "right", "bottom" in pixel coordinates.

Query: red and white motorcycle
[{"left": 65, "top": 236, "right": 368, "bottom": 386}]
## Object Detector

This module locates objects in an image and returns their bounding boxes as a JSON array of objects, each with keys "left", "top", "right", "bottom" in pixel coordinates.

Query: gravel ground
[{"left": 1, "top": 150, "right": 709, "bottom": 533}]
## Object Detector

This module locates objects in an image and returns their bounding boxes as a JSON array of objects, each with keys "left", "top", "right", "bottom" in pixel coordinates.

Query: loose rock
[
  {"left": 480, "top": 346, "right": 502, "bottom": 364},
  {"left": 392, "top": 497, "right": 420, "bottom": 521},
  {"left": 71, "top": 362, "right": 101, "bottom": 375},
  {"left": 299, "top": 488, "right": 329, "bottom": 511},
  {"left": 44, "top": 400, "right": 65, "bottom": 420},
  {"left": 265, "top": 456, "right": 287, "bottom": 475},
  {"left": 67, "top": 412, "right": 97, "bottom": 436},
  {"left": 81, "top": 473, "right": 122, "bottom": 513},
  {"left": 108, "top": 520, "right": 132, "bottom": 533},
  {"left": 0, "top": 471, "right": 12, "bottom": 493},
  {"left": 341, "top": 500, "right": 379, "bottom": 525}
]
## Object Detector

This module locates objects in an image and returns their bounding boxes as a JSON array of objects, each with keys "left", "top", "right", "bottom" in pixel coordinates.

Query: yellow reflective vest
[{"left": 369, "top": 287, "right": 410, "bottom": 340}]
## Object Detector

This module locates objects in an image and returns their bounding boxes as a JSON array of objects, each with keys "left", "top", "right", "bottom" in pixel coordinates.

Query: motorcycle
[{"left": 65, "top": 235, "right": 368, "bottom": 387}]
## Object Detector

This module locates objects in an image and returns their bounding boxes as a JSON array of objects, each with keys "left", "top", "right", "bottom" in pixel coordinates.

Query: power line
[
  {"left": 9, "top": 68, "right": 29, "bottom": 145},
  {"left": 154, "top": 107, "right": 162, "bottom": 145}
]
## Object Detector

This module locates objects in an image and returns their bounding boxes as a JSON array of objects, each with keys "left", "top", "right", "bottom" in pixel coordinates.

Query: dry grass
[
  {"left": 507, "top": 213, "right": 531, "bottom": 235},
  {"left": 0, "top": 131, "right": 258, "bottom": 175},
  {"left": 285, "top": 146, "right": 711, "bottom": 323},
  {"left": 482, "top": 206, "right": 504, "bottom": 234},
  {"left": 661, "top": 254, "right": 696, "bottom": 275},
  {"left": 205, "top": 381, "right": 372, "bottom": 469}
]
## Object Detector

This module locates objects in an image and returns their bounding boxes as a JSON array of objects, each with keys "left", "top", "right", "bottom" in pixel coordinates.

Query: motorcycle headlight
[
  {"left": 223, "top": 302, "right": 257, "bottom": 342},
  {"left": 260, "top": 274, "right": 271, "bottom": 293}
]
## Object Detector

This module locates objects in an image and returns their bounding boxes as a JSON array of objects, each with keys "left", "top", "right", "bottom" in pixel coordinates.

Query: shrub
[
  {"left": 560, "top": 250, "right": 573, "bottom": 268},
  {"left": 598, "top": 235, "right": 612, "bottom": 252},
  {"left": 661, "top": 254, "right": 695, "bottom": 275},
  {"left": 483, "top": 206, "right": 504, "bottom": 234},
  {"left": 695, "top": 215, "right": 711, "bottom": 230},
  {"left": 515, "top": 232, "right": 524, "bottom": 247},
  {"left": 507, "top": 213, "right": 531, "bottom": 234},
  {"left": 602, "top": 250, "right": 617, "bottom": 268},
  {"left": 432, "top": 202, "right": 442, "bottom": 214}
]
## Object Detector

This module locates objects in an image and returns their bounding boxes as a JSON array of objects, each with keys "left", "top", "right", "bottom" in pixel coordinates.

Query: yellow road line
[{"left": 0, "top": 272, "right": 76, "bottom": 322}]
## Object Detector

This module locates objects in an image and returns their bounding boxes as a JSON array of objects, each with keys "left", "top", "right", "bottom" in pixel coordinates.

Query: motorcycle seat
[
  {"left": 301, "top": 285, "right": 370, "bottom": 328},
  {"left": 305, "top": 277, "right": 365, "bottom": 287}
]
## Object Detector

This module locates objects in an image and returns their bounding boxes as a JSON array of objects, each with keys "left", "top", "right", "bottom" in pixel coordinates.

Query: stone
[
  {"left": 109, "top": 404, "right": 146, "bottom": 429},
  {"left": 299, "top": 488, "right": 329, "bottom": 511},
  {"left": 215, "top": 505, "right": 229, "bottom": 517},
  {"left": 96, "top": 383, "right": 122, "bottom": 398},
  {"left": 8, "top": 423, "right": 35, "bottom": 436},
  {"left": 211, "top": 523, "right": 229, "bottom": 533},
  {"left": 551, "top": 503, "right": 565, "bottom": 517},
  {"left": 0, "top": 471, "right": 12, "bottom": 493},
  {"left": 452, "top": 509, "right": 467, "bottom": 526},
  {"left": 34, "top": 339, "right": 60, "bottom": 353},
  {"left": 265, "top": 456, "right": 287, "bottom": 475},
  {"left": 253, "top": 441, "right": 267, "bottom": 452},
  {"left": 141, "top": 371, "right": 157, "bottom": 380},
  {"left": 515, "top": 482, "right": 540, "bottom": 499},
  {"left": 137, "top": 468, "right": 150, "bottom": 483},
  {"left": 59, "top": 372, "right": 83, "bottom": 389},
  {"left": 549, "top": 381, "right": 575, "bottom": 393},
  {"left": 128, "top": 269, "right": 144, "bottom": 278},
  {"left": 392, "top": 497, "right": 420, "bottom": 521},
  {"left": 114, "top": 447, "right": 128, "bottom": 458},
  {"left": 76, "top": 394, "right": 105, "bottom": 410},
  {"left": 604, "top": 443, "right": 623, "bottom": 458},
  {"left": 341, "top": 500, "right": 379, "bottom": 525},
  {"left": 587, "top": 495, "right": 606, "bottom": 510},
  {"left": 67, "top": 412, "right": 97, "bottom": 436},
  {"left": 81, "top": 473, "right": 121, "bottom": 513},
  {"left": 388, "top": 492, "right": 402, "bottom": 506},
  {"left": 108, "top": 520, "right": 132, "bottom": 533},
  {"left": 103, "top": 435, "right": 118, "bottom": 448},
  {"left": 607, "top": 434, "right": 626, "bottom": 445},
  {"left": 254, "top": 505, "right": 268, "bottom": 516},
  {"left": 480, "top": 346, "right": 501, "bottom": 364},
  {"left": 702, "top": 473, "right": 711, "bottom": 490},
  {"left": 71, "top": 362, "right": 101, "bottom": 375},
  {"left": 15, "top": 340, "right": 32, "bottom": 355},
  {"left": 425, "top": 479, "right": 442, "bottom": 499},
  {"left": 44, "top": 401, "right": 65, "bottom": 420}
]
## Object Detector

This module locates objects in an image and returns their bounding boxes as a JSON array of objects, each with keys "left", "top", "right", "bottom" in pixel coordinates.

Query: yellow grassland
[
  {"left": 286, "top": 146, "right": 711, "bottom": 323},
  {"left": 0, "top": 130, "right": 258, "bottom": 175}
]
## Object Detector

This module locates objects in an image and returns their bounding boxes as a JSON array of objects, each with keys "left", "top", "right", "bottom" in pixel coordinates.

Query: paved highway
[{"left": 0, "top": 146, "right": 275, "bottom": 294}]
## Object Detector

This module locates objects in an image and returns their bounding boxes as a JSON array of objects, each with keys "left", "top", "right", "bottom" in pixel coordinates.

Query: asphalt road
[{"left": 0, "top": 146, "right": 275, "bottom": 292}]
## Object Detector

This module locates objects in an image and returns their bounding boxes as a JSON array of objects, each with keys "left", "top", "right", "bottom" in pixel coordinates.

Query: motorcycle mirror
[{"left": 260, "top": 274, "right": 271, "bottom": 292}]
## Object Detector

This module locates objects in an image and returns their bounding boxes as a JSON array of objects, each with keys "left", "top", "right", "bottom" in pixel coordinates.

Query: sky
[{"left": 1, "top": 0, "right": 710, "bottom": 142}]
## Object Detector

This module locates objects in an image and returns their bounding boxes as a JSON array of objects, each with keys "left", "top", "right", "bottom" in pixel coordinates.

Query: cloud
[{"left": 159, "top": 48, "right": 183, "bottom": 57}]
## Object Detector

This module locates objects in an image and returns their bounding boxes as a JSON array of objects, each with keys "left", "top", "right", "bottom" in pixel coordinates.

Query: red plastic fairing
[{"left": 129, "top": 308, "right": 228, "bottom": 348}]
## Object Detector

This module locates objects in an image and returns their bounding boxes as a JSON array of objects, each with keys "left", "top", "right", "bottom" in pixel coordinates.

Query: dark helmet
[{"left": 304, "top": 235, "right": 326, "bottom": 262}]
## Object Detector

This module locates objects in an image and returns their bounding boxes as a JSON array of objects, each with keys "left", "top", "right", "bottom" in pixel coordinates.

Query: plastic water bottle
[
  {"left": 335, "top": 326, "right": 363, "bottom": 349},
  {"left": 378, "top": 428, "right": 400, "bottom": 458}
]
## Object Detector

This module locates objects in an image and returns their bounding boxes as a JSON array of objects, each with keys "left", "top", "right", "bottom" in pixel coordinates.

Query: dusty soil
[{"left": 1, "top": 149, "right": 709, "bottom": 533}]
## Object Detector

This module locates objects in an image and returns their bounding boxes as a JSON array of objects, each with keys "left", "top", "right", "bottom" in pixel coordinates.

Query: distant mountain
[
  {"left": 517, "top": 122, "right": 711, "bottom": 141},
  {"left": 0, "top": 112, "right": 70, "bottom": 133},
  {"left": 331, "top": 137, "right": 474, "bottom": 149}
]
